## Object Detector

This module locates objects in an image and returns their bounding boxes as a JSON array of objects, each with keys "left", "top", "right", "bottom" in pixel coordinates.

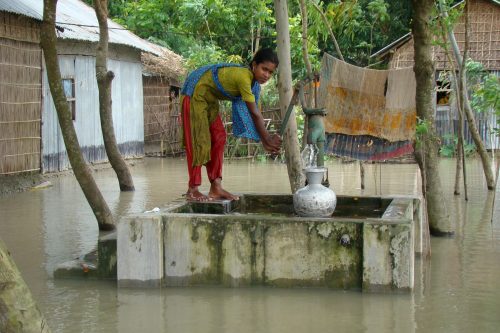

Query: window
[
  {"left": 436, "top": 71, "right": 452, "bottom": 106},
  {"left": 62, "top": 78, "right": 76, "bottom": 120}
]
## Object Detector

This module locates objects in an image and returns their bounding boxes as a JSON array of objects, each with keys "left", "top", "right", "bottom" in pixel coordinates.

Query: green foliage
[
  {"left": 439, "top": 133, "right": 476, "bottom": 157},
  {"left": 464, "top": 143, "right": 477, "bottom": 156},
  {"left": 467, "top": 60, "right": 500, "bottom": 112},
  {"left": 111, "top": 0, "right": 171, "bottom": 40},
  {"left": 260, "top": 76, "right": 280, "bottom": 108},
  {"left": 288, "top": 13, "right": 321, "bottom": 78},
  {"left": 255, "top": 154, "right": 268, "bottom": 162},
  {"left": 308, "top": 0, "right": 411, "bottom": 66},
  {"left": 183, "top": 44, "right": 244, "bottom": 70},
  {"left": 415, "top": 117, "right": 431, "bottom": 149},
  {"left": 173, "top": 0, "right": 275, "bottom": 58},
  {"left": 465, "top": 60, "right": 500, "bottom": 135},
  {"left": 472, "top": 74, "right": 500, "bottom": 113},
  {"left": 439, "top": 133, "right": 456, "bottom": 157},
  {"left": 415, "top": 117, "right": 430, "bottom": 136},
  {"left": 439, "top": 144, "right": 455, "bottom": 157},
  {"left": 465, "top": 58, "right": 486, "bottom": 81},
  {"left": 296, "top": 110, "right": 305, "bottom": 145},
  {"left": 430, "top": 0, "right": 468, "bottom": 62},
  {"left": 431, "top": 0, "right": 464, "bottom": 33},
  {"left": 365, "top": 0, "right": 389, "bottom": 61},
  {"left": 103, "top": 0, "right": 412, "bottom": 72}
]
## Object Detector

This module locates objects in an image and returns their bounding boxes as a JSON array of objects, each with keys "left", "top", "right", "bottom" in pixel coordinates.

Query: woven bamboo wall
[
  {"left": 0, "top": 12, "right": 41, "bottom": 174},
  {"left": 0, "top": 11, "right": 39, "bottom": 44},
  {"left": 389, "top": 0, "right": 500, "bottom": 70},
  {"left": 143, "top": 76, "right": 182, "bottom": 156}
]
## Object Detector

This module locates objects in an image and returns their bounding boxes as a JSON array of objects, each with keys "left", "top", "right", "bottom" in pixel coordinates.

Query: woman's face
[{"left": 252, "top": 61, "right": 277, "bottom": 84}]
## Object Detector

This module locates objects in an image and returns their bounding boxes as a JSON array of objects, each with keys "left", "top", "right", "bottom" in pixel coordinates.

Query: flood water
[{"left": 1, "top": 157, "right": 499, "bottom": 332}]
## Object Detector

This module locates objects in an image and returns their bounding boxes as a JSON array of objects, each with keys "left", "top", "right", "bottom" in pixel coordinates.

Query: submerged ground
[{"left": 0, "top": 157, "right": 499, "bottom": 332}]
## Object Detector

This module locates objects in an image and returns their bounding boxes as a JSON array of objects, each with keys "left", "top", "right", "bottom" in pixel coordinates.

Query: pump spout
[{"left": 303, "top": 107, "right": 327, "bottom": 167}]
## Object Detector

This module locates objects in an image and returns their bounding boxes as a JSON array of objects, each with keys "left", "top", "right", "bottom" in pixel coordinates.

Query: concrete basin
[{"left": 116, "top": 194, "right": 427, "bottom": 292}]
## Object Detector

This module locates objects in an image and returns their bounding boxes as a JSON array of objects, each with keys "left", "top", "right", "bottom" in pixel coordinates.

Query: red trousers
[{"left": 182, "top": 96, "right": 226, "bottom": 188}]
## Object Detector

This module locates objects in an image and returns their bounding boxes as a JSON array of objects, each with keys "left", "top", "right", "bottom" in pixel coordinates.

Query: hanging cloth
[
  {"left": 318, "top": 53, "right": 416, "bottom": 161},
  {"left": 318, "top": 53, "right": 416, "bottom": 142}
]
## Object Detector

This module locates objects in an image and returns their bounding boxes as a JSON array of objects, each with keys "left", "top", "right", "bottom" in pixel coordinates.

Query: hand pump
[{"left": 279, "top": 75, "right": 329, "bottom": 186}]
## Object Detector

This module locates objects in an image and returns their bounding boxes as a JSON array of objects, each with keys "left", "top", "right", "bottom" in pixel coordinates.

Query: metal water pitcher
[{"left": 293, "top": 167, "right": 337, "bottom": 217}]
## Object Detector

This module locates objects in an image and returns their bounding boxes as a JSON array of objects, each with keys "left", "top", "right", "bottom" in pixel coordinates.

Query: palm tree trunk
[
  {"left": 95, "top": 0, "right": 135, "bottom": 191},
  {"left": 40, "top": 0, "right": 114, "bottom": 230}
]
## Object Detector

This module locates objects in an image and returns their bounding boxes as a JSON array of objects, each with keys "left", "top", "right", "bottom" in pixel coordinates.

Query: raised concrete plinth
[
  {"left": 116, "top": 194, "right": 424, "bottom": 292},
  {"left": 117, "top": 214, "right": 163, "bottom": 287}
]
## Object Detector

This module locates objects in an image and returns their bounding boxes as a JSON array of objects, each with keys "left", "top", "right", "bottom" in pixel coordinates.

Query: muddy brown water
[{"left": 1, "top": 157, "right": 499, "bottom": 332}]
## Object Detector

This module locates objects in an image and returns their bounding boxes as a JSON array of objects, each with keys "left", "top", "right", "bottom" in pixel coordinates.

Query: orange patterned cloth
[{"left": 318, "top": 54, "right": 416, "bottom": 142}]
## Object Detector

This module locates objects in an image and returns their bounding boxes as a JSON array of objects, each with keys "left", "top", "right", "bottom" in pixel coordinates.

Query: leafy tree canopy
[{"left": 84, "top": 0, "right": 412, "bottom": 75}]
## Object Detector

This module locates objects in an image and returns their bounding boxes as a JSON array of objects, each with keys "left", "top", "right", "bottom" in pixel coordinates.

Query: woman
[{"left": 181, "top": 48, "right": 282, "bottom": 201}]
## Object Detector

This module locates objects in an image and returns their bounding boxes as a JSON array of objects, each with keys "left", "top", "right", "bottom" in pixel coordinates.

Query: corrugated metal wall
[
  {"left": 42, "top": 55, "right": 144, "bottom": 172},
  {"left": 435, "top": 70, "right": 500, "bottom": 150}
]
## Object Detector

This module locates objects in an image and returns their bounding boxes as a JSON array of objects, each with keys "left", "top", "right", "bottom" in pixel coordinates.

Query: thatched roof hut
[
  {"left": 141, "top": 45, "right": 186, "bottom": 156},
  {"left": 372, "top": 0, "right": 500, "bottom": 71},
  {"left": 141, "top": 46, "right": 186, "bottom": 85}
]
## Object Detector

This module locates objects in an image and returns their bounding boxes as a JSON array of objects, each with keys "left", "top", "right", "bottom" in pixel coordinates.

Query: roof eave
[
  {"left": 371, "top": 33, "right": 412, "bottom": 59},
  {"left": 371, "top": 0, "right": 500, "bottom": 59}
]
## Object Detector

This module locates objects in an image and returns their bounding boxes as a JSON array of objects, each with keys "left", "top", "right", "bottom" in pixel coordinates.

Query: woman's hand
[
  {"left": 244, "top": 101, "right": 282, "bottom": 154},
  {"left": 262, "top": 133, "right": 282, "bottom": 154}
]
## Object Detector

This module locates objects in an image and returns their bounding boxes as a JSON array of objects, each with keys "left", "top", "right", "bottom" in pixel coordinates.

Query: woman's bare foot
[
  {"left": 185, "top": 187, "right": 212, "bottom": 202},
  {"left": 209, "top": 178, "right": 239, "bottom": 201}
]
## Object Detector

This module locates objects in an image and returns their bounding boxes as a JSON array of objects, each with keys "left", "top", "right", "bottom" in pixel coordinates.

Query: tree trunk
[
  {"left": 0, "top": 238, "right": 52, "bottom": 332},
  {"left": 40, "top": 0, "right": 114, "bottom": 230},
  {"left": 412, "top": 0, "right": 453, "bottom": 235},
  {"left": 274, "top": 0, "right": 304, "bottom": 192},
  {"left": 255, "top": 18, "right": 261, "bottom": 53},
  {"left": 458, "top": 76, "right": 469, "bottom": 199},
  {"left": 436, "top": 17, "right": 467, "bottom": 197},
  {"left": 461, "top": 78, "right": 494, "bottom": 188},
  {"left": 95, "top": 0, "right": 135, "bottom": 191},
  {"left": 437, "top": 0, "right": 495, "bottom": 190},
  {"left": 458, "top": 0, "right": 469, "bottom": 199},
  {"left": 299, "top": 0, "right": 312, "bottom": 76},
  {"left": 454, "top": 99, "right": 465, "bottom": 195},
  {"left": 298, "top": 0, "right": 312, "bottom": 149}
]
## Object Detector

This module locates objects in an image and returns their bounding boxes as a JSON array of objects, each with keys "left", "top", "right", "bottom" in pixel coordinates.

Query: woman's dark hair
[{"left": 250, "top": 48, "right": 279, "bottom": 67}]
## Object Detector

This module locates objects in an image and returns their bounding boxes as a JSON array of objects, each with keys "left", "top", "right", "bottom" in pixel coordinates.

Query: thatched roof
[
  {"left": 372, "top": 0, "right": 500, "bottom": 70},
  {"left": 141, "top": 44, "right": 186, "bottom": 83}
]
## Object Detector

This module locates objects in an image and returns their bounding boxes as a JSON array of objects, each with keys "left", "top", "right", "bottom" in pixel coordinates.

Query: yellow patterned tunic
[{"left": 182, "top": 67, "right": 256, "bottom": 166}]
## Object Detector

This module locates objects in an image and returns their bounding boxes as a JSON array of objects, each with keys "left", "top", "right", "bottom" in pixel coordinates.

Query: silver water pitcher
[{"left": 293, "top": 167, "right": 337, "bottom": 217}]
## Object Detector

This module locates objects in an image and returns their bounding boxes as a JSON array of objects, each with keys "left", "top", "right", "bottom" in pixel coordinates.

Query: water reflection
[{"left": 0, "top": 157, "right": 499, "bottom": 332}]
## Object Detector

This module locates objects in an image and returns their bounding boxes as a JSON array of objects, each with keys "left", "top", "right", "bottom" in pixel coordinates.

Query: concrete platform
[{"left": 114, "top": 194, "right": 426, "bottom": 292}]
